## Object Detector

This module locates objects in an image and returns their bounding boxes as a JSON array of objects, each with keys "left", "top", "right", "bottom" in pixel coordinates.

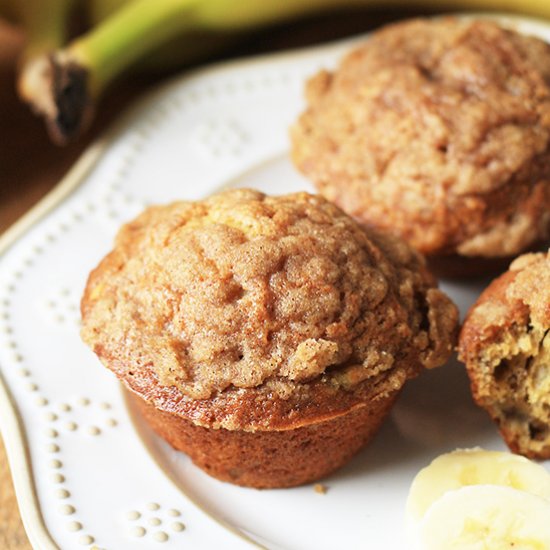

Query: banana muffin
[
  {"left": 81, "top": 189, "right": 458, "bottom": 488},
  {"left": 459, "top": 250, "right": 550, "bottom": 458},
  {"left": 291, "top": 18, "right": 550, "bottom": 271}
]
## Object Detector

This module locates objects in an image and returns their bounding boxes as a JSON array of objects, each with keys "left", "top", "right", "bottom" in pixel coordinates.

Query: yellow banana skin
[
  {"left": 4, "top": 0, "right": 550, "bottom": 144},
  {"left": 9, "top": 0, "right": 242, "bottom": 143},
  {"left": 87, "top": 0, "right": 550, "bottom": 28}
]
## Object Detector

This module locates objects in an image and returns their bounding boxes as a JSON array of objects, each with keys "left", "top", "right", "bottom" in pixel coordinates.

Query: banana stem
[
  {"left": 17, "top": 0, "right": 78, "bottom": 60},
  {"left": 70, "top": 0, "right": 200, "bottom": 96},
  {"left": 19, "top": 0, "right": 201, "bottom": 144},
  {"left": 15, "top": 0, "right": 82, "bottom": 144}
]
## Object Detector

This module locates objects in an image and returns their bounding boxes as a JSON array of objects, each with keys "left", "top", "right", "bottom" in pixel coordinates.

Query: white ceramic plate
[{"left": 1, "top": 14, "right": 550, "bottom": 550}]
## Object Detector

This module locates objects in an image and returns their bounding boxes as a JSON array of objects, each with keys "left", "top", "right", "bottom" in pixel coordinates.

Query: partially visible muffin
[
  {"left": 291, "top": 18, "right": 550, "bottom": 267},
  {"left": 81, "top": 189, "right": 458, "bottom": 487},
  {"left": 459, "top": 250, "right": 550, "bottom": 458}
]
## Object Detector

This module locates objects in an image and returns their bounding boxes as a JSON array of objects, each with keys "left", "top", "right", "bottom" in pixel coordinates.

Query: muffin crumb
[
  {"left": 459, "top": 250, "right": 550, "bottom": 458},
  {"left": 314, "top": 483, "right": 328, "bottom": 494}
]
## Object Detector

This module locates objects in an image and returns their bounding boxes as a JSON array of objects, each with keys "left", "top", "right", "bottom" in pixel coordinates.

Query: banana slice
[
  {"left": 406, "top": 448, "right": 550, "bottom": 528},
  {"left": 420, "top": 485, "right": 550, "bottom": 550}
]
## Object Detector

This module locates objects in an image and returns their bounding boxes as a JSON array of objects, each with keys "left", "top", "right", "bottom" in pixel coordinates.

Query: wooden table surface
[{"left": 0, "top": 6, "right": 449, "bottom": 548}]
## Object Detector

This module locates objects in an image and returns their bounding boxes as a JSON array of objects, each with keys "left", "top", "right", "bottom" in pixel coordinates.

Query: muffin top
[
  {"left": 291, "top": 18, "right": 550, "bottom": 257},
  {"left": 460, "top": 250, "right": 550, "bottom": 357},
  {"left": 81, "top": 189, "right": 457, "bottom": 430}
]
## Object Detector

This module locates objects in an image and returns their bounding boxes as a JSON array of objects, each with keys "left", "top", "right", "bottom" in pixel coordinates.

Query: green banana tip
[{"left": 19, "top": 52, "right": 93, "bottom": 145}]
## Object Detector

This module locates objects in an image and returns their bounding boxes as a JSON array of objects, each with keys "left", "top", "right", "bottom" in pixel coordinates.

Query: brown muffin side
[
  {"left": 426, "top": 241, "right": 550, "bottom": 279},
  {"left": 130, "top": 389, "right": 399, "bottom": 488},
  {"left": 427, "top": 253, "right": 514, "bottom": 280},
  {"left": 458, "top": 250, "right": 550, "bottom": 458},
  {"left": 291, "top": 18, "right": 550, "bottom": 260}
]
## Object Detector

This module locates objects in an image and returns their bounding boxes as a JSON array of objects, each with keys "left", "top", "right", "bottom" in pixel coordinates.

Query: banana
[
  {"left": 10, "top": 0, "right": 85, "bottom": 142},
  {"left": 10, "top": 0, "right": 241, "bottom": 143},
  {"left": 406, "top": 448, "right": 550, "bottom": 529},
  {"left": 406, "top": 448, "right": 550, "bottom": 549},
  {"left": 17, "top": 0, "right": 211, "bottom": 143},
  {"left": 5, "top": 0, "right": 550, "bottom": 143},
  {"left": 419, "top": 485, "right": 550, "bottom": 550}
]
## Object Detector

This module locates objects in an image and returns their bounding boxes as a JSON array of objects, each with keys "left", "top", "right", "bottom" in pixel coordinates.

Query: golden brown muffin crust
[
  {"left": 81, "top": 189, "right": 457, "bottom": 430},
  {"left": 459, "top": 250, "right": 550, "bottom": 457},
  {"left": 129, "top": 389, "right": 399, "bottom": 488},
  {"left": 291, "top": 18, "right": 550, "bottom": 257}
]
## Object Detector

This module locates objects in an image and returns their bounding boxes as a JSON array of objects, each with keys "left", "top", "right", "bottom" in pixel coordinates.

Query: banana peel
[
  {"left": 12, "top": 0, "right": 250, "bottom": 143},
  {"left": 4, "top": 0, "right": 550, "bottom": 144}
]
